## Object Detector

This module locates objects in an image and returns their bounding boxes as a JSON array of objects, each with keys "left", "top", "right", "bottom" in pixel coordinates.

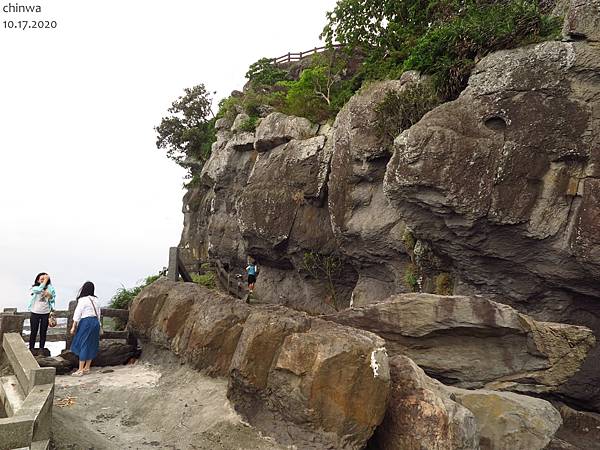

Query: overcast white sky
[{"left": 0, "top": 0, "right": 338, "bottom": 311}]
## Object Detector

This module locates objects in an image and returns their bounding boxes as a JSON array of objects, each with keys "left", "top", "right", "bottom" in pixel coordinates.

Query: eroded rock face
[
  {"left": 374, "top": 355, "right": 479, "bottom": 450},
  {"left": 327, "top": 293, "right": 594, "bottom": 395},
  {"left": 129, "top": 278, "right": 390, "bottom": 449},
  {"left": 254, "top": 112, "right": 318, "bottom": 152},
  {"left": 383, "top": 11, "right": 600, "bottom": 408},
  {"left": 329, "top": 77, "right": 418, "bottom": 307}
]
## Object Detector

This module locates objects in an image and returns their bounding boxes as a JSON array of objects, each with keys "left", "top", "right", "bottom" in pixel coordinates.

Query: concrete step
[{"left": 0, "top": 375, "right": 25, "bottom": 416}]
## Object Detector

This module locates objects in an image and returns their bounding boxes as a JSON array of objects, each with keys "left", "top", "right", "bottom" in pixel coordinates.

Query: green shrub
[
  {"left": 403, "top": 1, "right": 561, "bottom": 99},
  {"left": 404, "top": 264, "right": 420, "bottom": 292},
  {"left": 216, "top": 96, "right": 242, "bottom": 120},
  {"left": 402, "top": 229, "right": 416, "bottom": 253},
  {"left": 434, "top": 272, "right": 453, "bottom": 295},
  {"left": 323, "top": 0, "right": 561, "bottom": 100},
  {"left": 376, "top": 81, "right": 441, "bottom": 143},
  {"left": 109, "top": 275, "right": 160, "bottom": 330},
  {"left": 237, "top": 116, "right": 259, "bottom": 132},
  {"left": 192, "top": 271, "right": 217, "bottom": 290},
  {"left": 246, "top": 58, "right": 291, "bottom": 88},
  {"left": 279, "top": 54, "right": 360, "bottom": 123}
]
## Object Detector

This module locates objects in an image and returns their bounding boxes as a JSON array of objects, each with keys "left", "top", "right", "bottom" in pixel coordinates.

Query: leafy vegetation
[
  {"left": 109, "top": 275, "right": 160, "bottom": 330},
  {"left": 155, "top": 84, "right": 217, "bottom": 179},
  {"left": 192, "top": 271, "right": 217, "bottom": 290},
  {"left": 237, "top": 115, "right": 260, "bottom": 132},
  {"left": 322, "top": 0, "right": 561, "bottom": 100},
  {"left": 302, "top": 252, "right": 343, "bottom": 309},
  {"left": 376, "top": 81, "right": 441, "bottom": 143},
  {"left": 158, "top": 1, "right": 560, "bottom": 177},
  {"left": 404, "top": 263, "right": 420, "bottom": 292},
  {"left": 246, "top": 57, "right": 291, "bottom": 89},
  {"left": 434, "top": 272, "right": 453, "bottom": 295}
]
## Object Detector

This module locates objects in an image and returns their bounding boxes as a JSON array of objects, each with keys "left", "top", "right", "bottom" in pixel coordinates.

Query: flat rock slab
[{"left": 327, "top": 293, "right": 594, "bottom": 395}]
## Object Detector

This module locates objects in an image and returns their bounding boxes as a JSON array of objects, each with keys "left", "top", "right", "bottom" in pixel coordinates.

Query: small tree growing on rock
[
  {"left": 302, "top": 252, "right": 343, "bottom": 309},
  {"left": 155, "top": 84, "right": 216, "bottom": 178}
]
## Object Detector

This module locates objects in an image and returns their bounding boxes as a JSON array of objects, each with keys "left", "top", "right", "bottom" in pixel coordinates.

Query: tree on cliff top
[{"left": 155, "top": 84, "right": 216, "bottom": 178}]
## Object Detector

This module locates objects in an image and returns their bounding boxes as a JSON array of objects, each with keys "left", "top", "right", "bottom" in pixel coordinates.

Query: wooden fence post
[
  {"left": 168, "top": 247, "right": 179, "bottom": 281},
  {"left": 65, "top": 300, "right": 77, "bottom": 351}
]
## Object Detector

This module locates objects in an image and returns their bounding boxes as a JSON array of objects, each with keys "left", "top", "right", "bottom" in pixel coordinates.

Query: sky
[{"left": 0, "top": 0, "right": 338, "bottom": 311}]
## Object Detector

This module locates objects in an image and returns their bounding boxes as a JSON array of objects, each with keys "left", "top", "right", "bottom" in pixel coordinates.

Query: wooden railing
[
  {"left": 213, "top": 259, "right": 248, "bottom": 300},
  {"left": 272, "top": 44, "right": 345, "bottom": 65},
  {"left": 168, "top": 248, "right": 248, "bottom": 301}
]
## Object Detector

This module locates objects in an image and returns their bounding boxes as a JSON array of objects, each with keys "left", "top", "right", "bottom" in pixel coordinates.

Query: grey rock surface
[
  {"left": 383, "top": 31, "right": 600, "bottom": 408},
  {"left": 327, "top": 293, "right": 595, "bottom": 394}
]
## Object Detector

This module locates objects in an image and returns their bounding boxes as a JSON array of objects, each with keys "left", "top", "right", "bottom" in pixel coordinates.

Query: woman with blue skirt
[{"left": 69, "top": 281, "right": 101, "bottom": 376}]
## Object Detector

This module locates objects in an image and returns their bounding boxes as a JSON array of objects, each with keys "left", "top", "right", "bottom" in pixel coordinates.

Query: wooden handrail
[{"left": 272, "top": 44, "right": 345, "bottom": 65}]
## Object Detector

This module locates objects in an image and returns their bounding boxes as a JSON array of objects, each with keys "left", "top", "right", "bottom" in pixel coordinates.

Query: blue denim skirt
[{"left": 70, "top": 316, "right": 100, "bottom": 361}]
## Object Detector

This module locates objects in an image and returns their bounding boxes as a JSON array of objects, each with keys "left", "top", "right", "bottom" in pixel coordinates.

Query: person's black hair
[
  {"left": 77, "top": 281, "right": 96, "bottom": 299},
  {"left": 32, "top": 272, "right": 51, "bottom": 290}
]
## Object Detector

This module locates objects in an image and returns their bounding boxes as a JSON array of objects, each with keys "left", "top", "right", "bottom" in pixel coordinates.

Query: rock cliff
[{"left": 179, "top": 0, "right": 600, "bottom": 415}]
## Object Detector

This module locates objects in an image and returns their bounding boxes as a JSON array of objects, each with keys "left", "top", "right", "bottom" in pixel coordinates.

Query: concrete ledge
[
  {"left": 2, "top": 334, "right": 38, "bottom": 395},
  {"left": 0, "top": 333, "right": 55, "bottom": 449},
  {"left": 0, "top": 415, "right": 35, "bottom": 450},
  {"left": 0, "top": 375, "right": 25, "bottom": 416},
  {"left": 17, "top": 384, "right": 53, "bottom": 442}
]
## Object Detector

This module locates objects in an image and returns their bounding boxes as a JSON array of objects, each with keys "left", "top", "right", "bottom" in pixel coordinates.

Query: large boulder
[
  {"left": 327, "top": 293, "right": 594, "bottom": 395},
  {"left": 239, "top": 135, "right": 334, "bottom": 260},
  {"left": 383, "top": 6, "right": 600, "bottom": 408},
  {"left": 129, "top": 279, "right": 251, "bottom": 376},
  {"left": 374, "top": 355, "right": 479, "bottom": 450},
  {"left": 448, "top": 387, "right": 562, "bottom": 450},
  {"left": 375, "top": 355, "right": 562, "bottom": 450},
  {"left": 129, "top": 278, "right": 391, "bottom": 449},
  {"left": 254, "top": 112, "right": 318, "bottom": 152}
]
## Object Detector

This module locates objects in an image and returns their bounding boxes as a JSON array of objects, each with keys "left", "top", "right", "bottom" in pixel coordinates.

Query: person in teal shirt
[
  {"left": 28, "top": 272, "right": 56, "bottom": 350},
  {"left": 246, "top": 259, "right": 258, "bottom": 293}
]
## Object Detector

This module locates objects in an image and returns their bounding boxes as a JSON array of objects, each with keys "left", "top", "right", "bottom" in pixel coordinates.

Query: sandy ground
[{"left": 51, "top": 353, "right": 289, "bottom": 450}]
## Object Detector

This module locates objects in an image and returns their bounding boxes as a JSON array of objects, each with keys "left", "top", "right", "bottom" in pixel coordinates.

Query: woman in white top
[{"left": 69, "top": 281, "right": 101, "bottom": 376}]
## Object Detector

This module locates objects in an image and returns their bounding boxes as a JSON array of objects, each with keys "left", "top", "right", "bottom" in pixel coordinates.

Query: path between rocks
[{"left": 51, "top": 359, "right": 288, "bottom": 450}]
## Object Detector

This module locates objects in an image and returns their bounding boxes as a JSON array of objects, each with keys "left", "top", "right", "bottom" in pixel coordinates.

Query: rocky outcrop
[
  {"left": 254, "top": 112, "right": 318, "bottom": 152},
  {"left": 563, "top": 0, "right": 600, "bottom": 41},
  {"left": 129, "top": 278, "right": 390, "bottom": 449},
  {"left": 180, "top": 78, "right": 430, "bottom": 313},
  {"left": 328, "top": 76, "right": 420, "bottom": 307},
  {"left": 448, "top": 387, "right": 562, "bottom": 450},
  {"left": 375, "top": 355, "right": 562, "bottom": 450},
  {"left": 178, "top": 0, "right": 600, "bottom": 414},
  {"left": 383, "top": 1, "right": 600, "bottom": 409},
  {"left": 328, "top": 294, "right": 595, "bottom": 395},
  {"left": 374, "top": 355, "right": 479, "bottom": 450}
]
